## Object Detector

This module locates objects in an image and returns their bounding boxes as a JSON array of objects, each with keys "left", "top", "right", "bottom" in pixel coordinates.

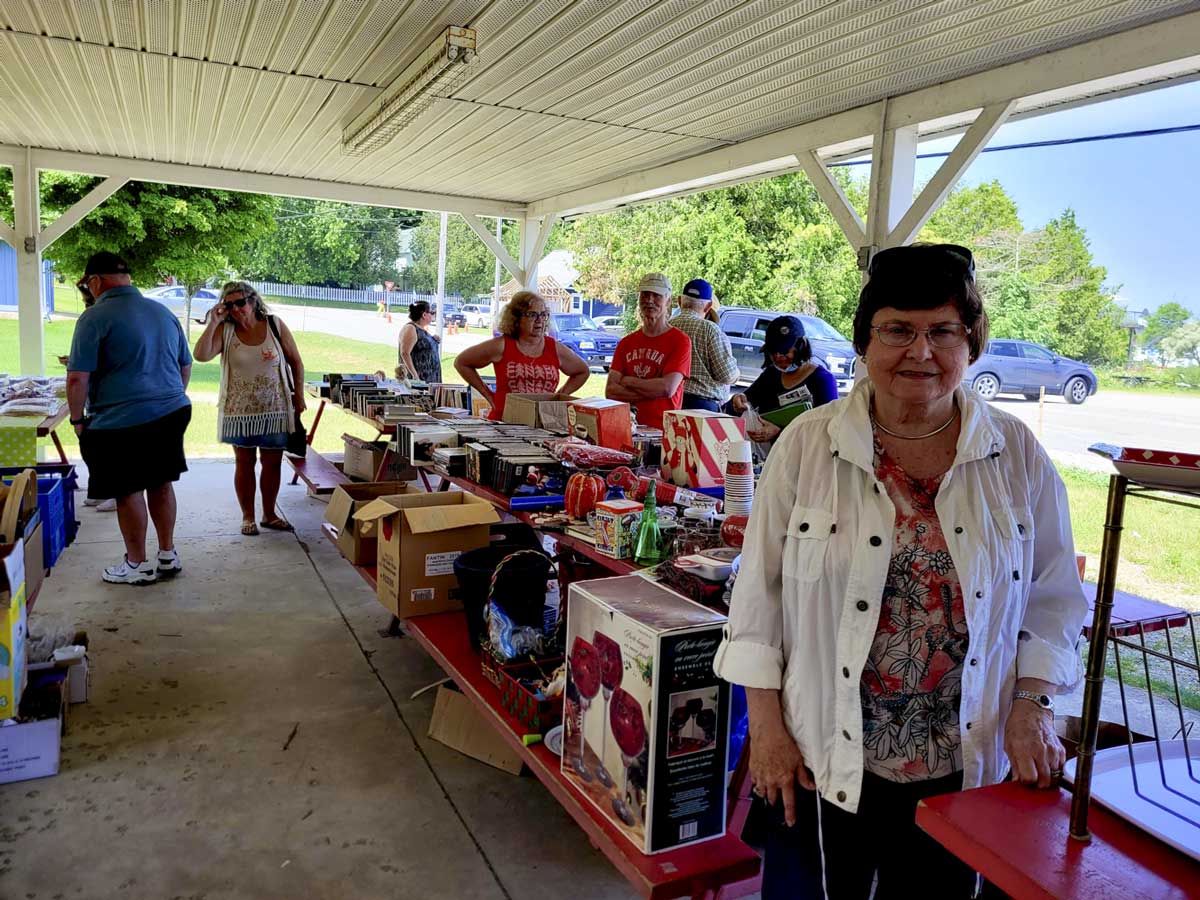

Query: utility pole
[{"left": 436, "top": 211, "right": 448, "bottom": 341}]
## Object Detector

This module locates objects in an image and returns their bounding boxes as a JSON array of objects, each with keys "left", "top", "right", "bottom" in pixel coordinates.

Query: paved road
[
  {"left": 269, "top": 302, "right": 483, "bottom": 355},
  {"left": 986, "top": 390, "right": 1200, "bottom": 472}
]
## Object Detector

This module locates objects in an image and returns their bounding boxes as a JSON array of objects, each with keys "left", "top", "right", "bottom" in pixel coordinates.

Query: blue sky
[{"left": 910, "top": 80, "right": 1200, "bottom": 317}]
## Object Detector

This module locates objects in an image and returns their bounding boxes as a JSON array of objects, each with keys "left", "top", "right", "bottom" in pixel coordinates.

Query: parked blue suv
[
  {"left": 966, "top": 339, "right": 1097, "bottom": 404},
  {"left": 550, "top": 312, "right": 618, "bottom": 370}
]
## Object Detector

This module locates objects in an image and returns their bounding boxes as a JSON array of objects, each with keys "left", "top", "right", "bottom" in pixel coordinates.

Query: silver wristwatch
[{"left": 1013, "top": 689, "right": 1054, "bottom": 712}]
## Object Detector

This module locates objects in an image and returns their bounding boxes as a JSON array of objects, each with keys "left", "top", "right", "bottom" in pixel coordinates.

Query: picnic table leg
[
  {"left": 373, "top": 447, "right": 395, "bottom": 482},
  {"left": 49, "top": 429, "right": 69, "bottom": 464}
]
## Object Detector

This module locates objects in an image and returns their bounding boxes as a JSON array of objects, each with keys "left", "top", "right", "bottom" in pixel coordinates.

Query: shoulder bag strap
[{"left": 266, "top": 315, "right": 294, "bottom": 393}]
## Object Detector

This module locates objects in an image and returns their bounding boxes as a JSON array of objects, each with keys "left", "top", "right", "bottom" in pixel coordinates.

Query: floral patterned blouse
[{"left": 860, "top": 431, "right": 970, "bottom": 782}]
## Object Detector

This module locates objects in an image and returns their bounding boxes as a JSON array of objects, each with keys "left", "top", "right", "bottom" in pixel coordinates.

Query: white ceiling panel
[{"left": 0, "top": 0, "right": 1197, "bottom": 210}]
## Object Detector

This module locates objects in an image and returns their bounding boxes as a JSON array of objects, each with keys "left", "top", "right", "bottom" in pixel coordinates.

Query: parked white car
[
  {"left": 142, "top": 285, "right": 219, "bottom": 317},
  {"left": 461, "top": 303, "right": 493, "bottom": 328},
  {"left": 595, "top": 315, "right": 624, "bottom": 333}
]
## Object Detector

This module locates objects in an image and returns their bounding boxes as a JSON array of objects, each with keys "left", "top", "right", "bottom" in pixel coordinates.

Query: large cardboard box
[
  {"left": 23, "top": 518, "right": 44, "bottom": 602},
  {"left": 563, "top": 576, "right": 729, "bottom": 854},
  {"left": 661, "top": 410, "right": 746, "bottom": 489},
  {"left": 354, "top": 492, "right": 500, "bottom": 618},
  {"left": 567, "top": 399, "right": 634, "bottom": 451},
  {"left": 323, "top": 482, "right": 416, "bottom": 565},
  {"left": 0, "top": 542, "right": 27, "bottom": 716},
  {"left": 501, "top": 394, "right": 577, "bottom": 431}
]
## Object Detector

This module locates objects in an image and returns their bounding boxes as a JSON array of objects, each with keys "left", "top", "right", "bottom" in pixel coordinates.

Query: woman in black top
[
  {"left": 729, "top": 315, "right": 838, "bottom": 443},
  {"left": 398, "top": 300, "right": 442, "bottom": 384}
]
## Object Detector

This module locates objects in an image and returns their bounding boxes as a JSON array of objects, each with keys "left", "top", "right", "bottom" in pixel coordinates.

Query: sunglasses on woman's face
[{"left": 223, "top": 296, "right": 249, "bottom": 311}]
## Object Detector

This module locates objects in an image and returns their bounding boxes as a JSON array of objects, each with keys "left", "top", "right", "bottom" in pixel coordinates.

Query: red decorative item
[
  {"left": 565, "top": 471, "right": 607, "bottom": 520},
  {"left": 607, "top": 466, "right": 638, "bottom": 492},
  {"left": 720, "top": 514, "right": 749, "bottom": 548}
]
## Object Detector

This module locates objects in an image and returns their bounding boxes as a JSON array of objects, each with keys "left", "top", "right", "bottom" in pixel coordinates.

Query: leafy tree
[
  {"left": 1161, "top": 321, "right": 1200, "bottom": 365},
  {"left": 920, "top": 180, "right": 1021, "bottom": 244},
  {"left": 1141, "top": 302, "right": 1191, "bottom": 363},
  {"left": 242, "top": 199, "right": 420, "bottom": 287},
  {"left": 2, "top": 168, "right": 276, "bottom": 335},
  {"left": 984, "top": 271, "right": 1057, "bottom": 345}
]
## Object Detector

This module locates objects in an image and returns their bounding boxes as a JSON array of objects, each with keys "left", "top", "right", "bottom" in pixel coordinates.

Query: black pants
[
  {"left": 761, "top": 770, "right": 979, "bottom": 899},
  {"left": 681, "top": 393, "right": 721, "bottom": 412}
]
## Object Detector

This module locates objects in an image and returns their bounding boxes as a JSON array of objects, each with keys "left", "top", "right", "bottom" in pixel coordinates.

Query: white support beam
[
  {"left": 518, "top": 213, "right": 558, "bottom": 290},
  {"left": 40, "top": 176, "right": 127, "bottom": 249},
  {"left": 435, "top": 212, "right": 449, "bottom": 341},
  {"left": 796, "top": 150, "right": 865, "bottom": 249},
  {"left": 888, "top": 101, "right": 1017, "bottom": 247},
  {"left": 869, "top": 124, "right": 918, "bottom": 248},
  {"left": 13, "top": 149, "right": 45, "bottom": 375},
  {"left": 527, "top": 10, "right": 1200, "bottom": 219},
  {"left": 3, "top": 145, "right": 525, "bottom": 219},
  {"left": 461, "top": 214, "right": 521, "bottom": 283}
]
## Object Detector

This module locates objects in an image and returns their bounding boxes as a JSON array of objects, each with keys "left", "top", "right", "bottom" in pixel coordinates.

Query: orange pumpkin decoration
[{"left": 565, "top": 472, "right": 606, "bottom": 520}]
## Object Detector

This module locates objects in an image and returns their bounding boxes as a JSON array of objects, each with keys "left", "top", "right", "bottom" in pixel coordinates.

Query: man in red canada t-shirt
[{"left": 606, "top": 272, "right": 692, "bottom": 428}]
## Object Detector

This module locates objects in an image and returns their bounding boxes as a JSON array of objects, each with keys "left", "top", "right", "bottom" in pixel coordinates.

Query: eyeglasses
[
  {"left": 868, "top": 244, "right": 975, "bottom": 282},
  {"left": 522, "top": 311, "right": 550, "bottom": 321},
  {"left": 223, "top": 296, "right": 250, "bottom": 311},
  {"left": 872, "top": 323, "right": 972, "bottom": 349}
]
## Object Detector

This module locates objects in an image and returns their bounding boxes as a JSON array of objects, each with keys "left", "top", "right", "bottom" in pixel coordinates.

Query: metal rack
[{"left": 1070, "top": 474, "right": 1200, "bottom": 844}]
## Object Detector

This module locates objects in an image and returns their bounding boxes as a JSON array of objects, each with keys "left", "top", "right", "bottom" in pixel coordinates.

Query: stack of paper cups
[{"left": 724, "top": 440, "right": 755, "bottom": 516}]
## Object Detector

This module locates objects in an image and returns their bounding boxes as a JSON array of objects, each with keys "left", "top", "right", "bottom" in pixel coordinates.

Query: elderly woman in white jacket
[{"left": 714, "top": 244, "right": 1087, "bottom": 899}]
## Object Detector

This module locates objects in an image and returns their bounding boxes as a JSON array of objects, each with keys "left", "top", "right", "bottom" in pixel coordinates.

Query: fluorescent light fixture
[{"left": 343, "top": 26, "right": 476, "bottom": 154}]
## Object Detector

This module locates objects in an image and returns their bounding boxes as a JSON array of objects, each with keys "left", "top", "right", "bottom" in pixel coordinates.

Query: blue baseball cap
[
  {"left": 682, "top": 279, "right": 713, "bottom": 303},
  {"left": 765, "top": 315, "right": 805, "bottom": 355}
]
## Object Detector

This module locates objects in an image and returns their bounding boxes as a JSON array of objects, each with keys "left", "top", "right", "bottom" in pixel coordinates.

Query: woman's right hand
[
  {"left": 750, "top": 721, "right": 814, "bottom": 826},
  {"left": 730, "top": 393, "right": 749, "bottom": 413}
]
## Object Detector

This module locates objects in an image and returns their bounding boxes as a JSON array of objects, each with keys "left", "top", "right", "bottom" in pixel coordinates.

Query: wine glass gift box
[{"left": 563, "top": 576, "right": 729, "bottom": 854}]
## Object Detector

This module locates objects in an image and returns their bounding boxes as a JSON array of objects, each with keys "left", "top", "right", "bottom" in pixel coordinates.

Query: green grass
[
  {"left": 1096, "top": 364, "right": 1200, "bottom": 396},
  {"left": 1059, "top": 465, "right": 1200, "bottom": 610}
]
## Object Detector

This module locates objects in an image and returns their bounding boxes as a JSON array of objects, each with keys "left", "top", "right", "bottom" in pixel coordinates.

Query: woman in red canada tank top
[{"left": 454, "top": 290, "right": 590, "bottom": 420}]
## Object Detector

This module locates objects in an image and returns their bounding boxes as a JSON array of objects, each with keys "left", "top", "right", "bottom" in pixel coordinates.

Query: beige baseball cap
[{"left": 637, "top": 272, "right": 672, "bottom": 297}]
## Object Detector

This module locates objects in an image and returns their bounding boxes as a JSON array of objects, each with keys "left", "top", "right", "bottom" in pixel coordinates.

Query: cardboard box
[
  {"left": 563, "top": 576, "right": 729, "bottom": 854},
  {"left": 501, "top": 394, "right": 577, "bottom": 431},
  {"left": 341, "top": 435, "right": 416, "bottom": 482},
  {"left": 428, "top": 685, "right": 523, "bottom": 775},
  {"left": 23, "top": 518, "right": 44, "bottom": 603},
  {"left": 661, "top": 410, "right": 746, "bottom": 488},
  {"left": 0, "top": 542, "right": 27, "bottom": 716},
  {"left": 354, "top": 492, "right": 500, "bottom": 618},
  {"left": 324, "top": 482, "right": 417, "bottom": 565},
  {"left": 591, "top": 499, "right": 643, "bottom": 560},
  {"left": 567, "top": 399, "right": 634, "bottom": 452},
  {"left": 0, "top": 676, "right": 65, "bottom": 785}
]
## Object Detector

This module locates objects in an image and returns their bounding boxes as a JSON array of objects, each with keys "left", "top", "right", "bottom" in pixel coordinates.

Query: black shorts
[{"left": 80, "top": 405, "right": 192, "bottom": 500}]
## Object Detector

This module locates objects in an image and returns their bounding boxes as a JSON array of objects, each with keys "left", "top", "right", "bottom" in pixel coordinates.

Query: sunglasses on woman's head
[{"left": 868, "top": 244, "right": 975, "bottom": 281}]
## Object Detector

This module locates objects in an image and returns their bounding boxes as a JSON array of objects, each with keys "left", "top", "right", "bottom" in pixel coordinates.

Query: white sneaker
[
  {"left": 83, "top": 497, "right": 101, "bottom": 507},
  {"left": 102, "top": 557, "right": 158, "bottom": 585},
  {"left": 97, "top": 499, "right": 117, "bottom": 512},
  {"left": 157, "top": 548, "right": 182, "bottom": 578}
]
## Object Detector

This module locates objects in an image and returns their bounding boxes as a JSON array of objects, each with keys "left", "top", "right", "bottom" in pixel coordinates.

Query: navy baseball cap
[
  {"left": 764, "top": 315, "right": 805, "bottom": 355},
  {"left": 682, "top": 279, "right": 713, "bottom": 303},
  {"left": 83, "top": 251, "right": 130, "bottom": 276}
]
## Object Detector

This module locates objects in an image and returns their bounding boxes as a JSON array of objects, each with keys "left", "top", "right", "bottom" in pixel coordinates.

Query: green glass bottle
[{"left": 634, "top": 479, "right": 666, "bottom": 566}]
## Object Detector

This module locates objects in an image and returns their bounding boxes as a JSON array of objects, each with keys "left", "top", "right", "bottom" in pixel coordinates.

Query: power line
[{"left": 830, "top": 122, "right": 1200, "bottom": 167}]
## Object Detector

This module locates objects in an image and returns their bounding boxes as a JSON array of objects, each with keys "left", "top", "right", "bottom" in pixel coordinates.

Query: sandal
[
  {"left": 241, "top": 521, "right": 260, "bottom": 536},
  {"left": 260, "top": 517, "right": 294, "bottom": 532}
]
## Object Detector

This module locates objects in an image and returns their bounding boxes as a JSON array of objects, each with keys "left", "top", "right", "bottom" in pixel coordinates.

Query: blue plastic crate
[
  {"left": 2, "top": 473, "right": 65, "bottom": 569},
  {"left": 0, "top": 464, "right": 78, "bottom": 546}
]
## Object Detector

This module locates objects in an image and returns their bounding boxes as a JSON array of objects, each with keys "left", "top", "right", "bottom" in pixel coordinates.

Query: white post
[
  {"left": 492, "top": 217, "right": 502, "bottom": 312},
  {"left": 13, "top": 149, "right": 45, "bottom": 375},
  {"left": 435, "top": 211, "right": 448, "bottom": 341}
]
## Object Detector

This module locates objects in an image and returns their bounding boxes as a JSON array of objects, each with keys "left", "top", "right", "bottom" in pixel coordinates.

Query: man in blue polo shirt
[{"left": 67, "top": 251, "right": 193, "bottom": 585}]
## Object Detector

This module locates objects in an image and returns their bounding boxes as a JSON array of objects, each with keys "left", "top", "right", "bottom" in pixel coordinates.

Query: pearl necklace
[{"left": 871, "top": 402, "right": 959, "bottom": 440}]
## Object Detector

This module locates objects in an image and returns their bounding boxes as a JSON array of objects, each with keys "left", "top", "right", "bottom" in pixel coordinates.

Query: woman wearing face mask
[
  {"left": 728, "top": 315, "right": 838, "bottom": 444},
  {"left": 193, "top": 282, "right": 305, "bottom": 535},
  {"left": 454, "top": 290, "right": 589, "bottom": 421}
]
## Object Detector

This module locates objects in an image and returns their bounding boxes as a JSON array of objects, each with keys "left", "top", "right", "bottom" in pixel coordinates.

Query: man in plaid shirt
[{"left": 669, "top": 279, "right": 740, "bottom": 411}]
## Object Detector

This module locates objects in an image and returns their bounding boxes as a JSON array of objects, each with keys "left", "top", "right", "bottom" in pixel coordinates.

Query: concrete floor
[{"left": 0, "top": 462, "right": 638, "bottom": 900}]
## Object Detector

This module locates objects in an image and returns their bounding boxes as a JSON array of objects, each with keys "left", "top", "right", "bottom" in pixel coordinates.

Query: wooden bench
[{"left": 286, "top": 449, "right": 351, "bottom": 495}]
